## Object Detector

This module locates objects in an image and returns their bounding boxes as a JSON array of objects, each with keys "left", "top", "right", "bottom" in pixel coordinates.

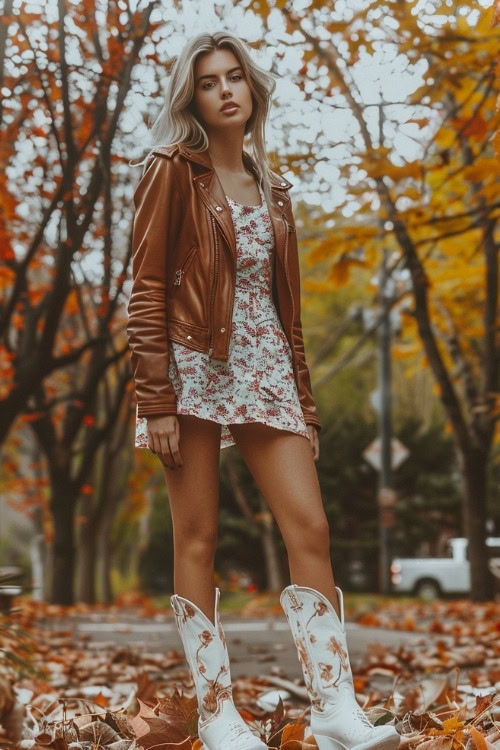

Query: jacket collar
[
  {"left": 153, "top": 142, "right": 294, "bottom": 191},
  {"left": 152, "top": 142, "right": 291, "bottom": 269}
]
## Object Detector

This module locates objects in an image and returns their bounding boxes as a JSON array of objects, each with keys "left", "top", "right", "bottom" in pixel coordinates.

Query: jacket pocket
[{"left": 168, "top": 245, "right": 198, "bottom": 297}]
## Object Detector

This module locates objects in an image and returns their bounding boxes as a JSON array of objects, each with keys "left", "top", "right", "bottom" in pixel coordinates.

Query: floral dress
[{"left": 134, "top": 183, "right": 309, "bottom": 450}]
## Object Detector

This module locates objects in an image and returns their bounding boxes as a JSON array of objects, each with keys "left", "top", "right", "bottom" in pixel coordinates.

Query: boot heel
[{"left": 315, "top": 735, "right": 348, "bottom": 750}]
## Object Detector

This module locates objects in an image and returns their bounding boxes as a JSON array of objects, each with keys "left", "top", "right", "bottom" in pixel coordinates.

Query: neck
[{"left": 206, "top": 127, "right": 247, "bottom": 173}]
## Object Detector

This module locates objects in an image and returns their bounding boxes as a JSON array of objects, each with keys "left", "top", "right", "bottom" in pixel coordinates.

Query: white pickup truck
[{"left": 390, "top": 536, "right": 500, "bottom": 599}]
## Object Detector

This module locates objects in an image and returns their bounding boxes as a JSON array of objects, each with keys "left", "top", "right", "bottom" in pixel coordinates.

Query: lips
[{"left": 220, "top": 102, "right": 239, "bottom": 112}]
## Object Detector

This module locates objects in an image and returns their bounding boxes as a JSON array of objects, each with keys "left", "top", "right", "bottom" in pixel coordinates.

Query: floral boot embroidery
[
  {"left": 171, "top": 596, "right": 233, "bottom": 720},
  {"left": 195, "top": 627, "right": 231, "bottom": 713},
  {"left": 171, "top": 590, "right": 269, "bottom": 749},
  {"left": 295, "top": 631, "right": 322, "bottom": 708},
  {"left": 281, "top": 585, "right": 401, "bottom": 750},
  {"left": 281, "top": 586, "right": 353, "bottom": 712},
  {"left": 305, "top": 599, "right": 351, "bottom": 689}
]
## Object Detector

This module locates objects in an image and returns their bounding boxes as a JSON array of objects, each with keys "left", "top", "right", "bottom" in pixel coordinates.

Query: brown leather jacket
[{"left": 126, "top": 142, "right": 321, "bottom": 431}]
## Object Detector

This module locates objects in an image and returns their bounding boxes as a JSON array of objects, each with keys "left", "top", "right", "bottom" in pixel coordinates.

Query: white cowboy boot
[
  {"left": 280, "top": 584, "right": 401, "bottom": 750},
  {"left": 170, "top": 587, "right": 267, "bottom": 750}
]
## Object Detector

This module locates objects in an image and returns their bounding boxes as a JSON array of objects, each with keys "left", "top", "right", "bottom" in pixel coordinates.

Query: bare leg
[
  {"left": 161, "top": 414, "right": 222, "bottom": 625},
  {"left": 228, "top": 422, "right": 341, "bottom": 618}
]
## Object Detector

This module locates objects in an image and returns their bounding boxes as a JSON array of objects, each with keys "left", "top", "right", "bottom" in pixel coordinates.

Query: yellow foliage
[
  {"left": 434, "top": 128, "right": 456, "bottom": 149},
  {"left": 432, "top": 382, "right": 442, "bottom": 397},
  {"left": 303, "top": 279, "right": 337, "bottom": 294},
  {"left": 383, "top": 162, "right": 422, "bottom": 181},
  {"left": 392, "top": 344, "right": 420, "bottom": 360},
  {"left": 328, "top": 258, "right": 367, "bottom": 288}
]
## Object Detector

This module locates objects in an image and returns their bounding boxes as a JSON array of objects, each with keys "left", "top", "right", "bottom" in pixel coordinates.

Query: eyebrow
[{"left": 197, "top": 66, "right": 243, "bottom": 83}]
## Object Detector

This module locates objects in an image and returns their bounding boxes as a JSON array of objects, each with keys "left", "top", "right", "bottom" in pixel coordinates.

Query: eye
[{"left": 201, "top": 74, "right": 242, "bottom": 90}]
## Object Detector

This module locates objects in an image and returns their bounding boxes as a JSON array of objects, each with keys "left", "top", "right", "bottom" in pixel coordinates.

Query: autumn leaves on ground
[{"left": 1, "top": 594, "right": 500, "bottom": 749}]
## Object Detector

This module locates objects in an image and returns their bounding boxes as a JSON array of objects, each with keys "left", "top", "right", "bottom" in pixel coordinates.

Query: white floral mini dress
[{"left": 135, "top": 183, "right": 309, "bottom": 450}]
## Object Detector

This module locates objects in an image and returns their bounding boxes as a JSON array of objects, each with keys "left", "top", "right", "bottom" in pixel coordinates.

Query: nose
[{"left": 220, "top": 77, "right": 231, "bottom": 98}]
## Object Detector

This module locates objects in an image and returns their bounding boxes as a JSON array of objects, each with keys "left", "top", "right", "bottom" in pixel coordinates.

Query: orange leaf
[
  {"left": 93, "top": 692, "right": 109, "bottom": 708},
  {"left": 468, "top": 727, "right": 488, "bottom": 750},
  {"left": 282, "top": 720, "right": 306, "bottom": 744}
]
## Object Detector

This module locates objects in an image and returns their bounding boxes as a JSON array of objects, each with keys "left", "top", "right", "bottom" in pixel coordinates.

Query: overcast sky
[
  {"left": 118, "top": 0, "right": 494, "bottom": 214},
  {"left": 13, "top": 0, "right": 494, "bottom": 284}
]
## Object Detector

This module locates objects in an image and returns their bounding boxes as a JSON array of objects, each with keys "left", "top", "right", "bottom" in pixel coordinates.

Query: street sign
[
  {"left": 363, "top": 437, "right": 409, "bottom": 472},
  {"left": 378, "top": 487, "right": 397, "bottom": 507}
]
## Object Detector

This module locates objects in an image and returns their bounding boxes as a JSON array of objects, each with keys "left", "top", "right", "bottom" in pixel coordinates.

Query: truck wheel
[{"left": 414, "top": 579, "right": 441, "bottom": 601}]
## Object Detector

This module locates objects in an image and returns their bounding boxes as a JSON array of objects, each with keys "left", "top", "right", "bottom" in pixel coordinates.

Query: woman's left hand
[{"left": 307, "top": 424, "right": 319, "bottom": 461}]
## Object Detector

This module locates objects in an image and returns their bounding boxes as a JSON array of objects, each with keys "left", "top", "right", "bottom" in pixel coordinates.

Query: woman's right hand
[{"left": 147, "top": 415, "right": 182, "bottom": 470}]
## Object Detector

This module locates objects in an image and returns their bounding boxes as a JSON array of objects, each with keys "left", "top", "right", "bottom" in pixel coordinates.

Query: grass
[{"left": 151, "top": 590, "right": 422, "bottom": 616}]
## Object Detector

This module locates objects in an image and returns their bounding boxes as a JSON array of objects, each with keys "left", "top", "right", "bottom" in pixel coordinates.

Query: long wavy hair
[{"left": 129, "top": 31, "right": 277, "bottom": 208}]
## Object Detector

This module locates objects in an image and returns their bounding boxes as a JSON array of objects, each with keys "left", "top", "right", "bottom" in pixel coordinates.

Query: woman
[{"left": 127, "top": 31, "right": 400, "bottom": 750}]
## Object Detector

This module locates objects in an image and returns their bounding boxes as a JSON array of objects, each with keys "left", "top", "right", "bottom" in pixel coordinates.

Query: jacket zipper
[
  {"left": 283, "top": 217, "right": 298, "bottom": 379},
  {"left": 170, "top": 245, "right": 198, "bottom": 294},
  {"left": 209, "top": 214, "right": 219, "bottom": 357}
]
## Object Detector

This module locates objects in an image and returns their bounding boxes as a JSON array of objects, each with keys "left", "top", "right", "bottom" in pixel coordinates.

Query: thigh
[
  {"left": 227, "top": 423, "right": 328, "bottom": 546},
  {"left": 162, "top": 414, "right": 221, "bottom": 540}
]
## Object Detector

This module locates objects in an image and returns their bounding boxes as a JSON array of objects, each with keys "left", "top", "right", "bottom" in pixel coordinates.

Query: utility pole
[{"left": 377, "top": 246, "right": 395, "bottom": 595}]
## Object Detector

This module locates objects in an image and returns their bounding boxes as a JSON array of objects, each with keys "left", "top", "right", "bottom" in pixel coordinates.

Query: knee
[
  {"left": 174, "top": 528, "right": 218, "bottom": 562},
  {"left": 287, "top": 514, "right": 331, "bottom": 556}
]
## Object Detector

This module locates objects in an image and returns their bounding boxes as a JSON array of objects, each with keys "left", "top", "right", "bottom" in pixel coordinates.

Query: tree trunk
[
  {"left": 30, "top": 504, "right": 47, "bottom": 602},
  {"left": 460, "top": 446, "right": 493, "bottom": 600},
  {"left": 30, "top": 532, "right": 46, "bottom": 602},
  {"left": 99, "top": 525, "right": 114, "bottom": 604},
  {"left": 78, "top": 519, "right": 97, "bottom": 604},
  {"left": 50, "top": 490, "right": 76, "bottom": 604},
  {"left": 96, "top": 479, "right": 124, "bottom": 604}
]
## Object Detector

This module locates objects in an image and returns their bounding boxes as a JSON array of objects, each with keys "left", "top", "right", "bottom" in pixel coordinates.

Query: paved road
[{"left": 40, "top": 613, "right": 447, "bottom": 680}]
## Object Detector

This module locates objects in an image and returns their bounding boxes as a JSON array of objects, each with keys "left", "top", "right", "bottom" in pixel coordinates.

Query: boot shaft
[
  {"left": 280, "top": 584, "right": 353, "bottom": 708},
  {"left": 280, "top": 584, "right": 401, "bottom": 750},
  {"left": 170, "top": 587, "right": 233, "bottom": 720}
]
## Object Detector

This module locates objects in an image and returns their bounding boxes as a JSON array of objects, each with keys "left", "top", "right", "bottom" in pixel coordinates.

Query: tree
[
  {"left": 267, "top": 0, "right": 500, "bottom": 599},
  {"left": 0, "top": 0, "right": 159, "bottom": 602}
]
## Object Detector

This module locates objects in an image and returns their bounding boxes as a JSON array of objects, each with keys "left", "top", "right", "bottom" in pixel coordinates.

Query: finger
[
  {"left": 147, "top": 428, "right": 156, "bottom": 454},
  {"left": 153, "top": 431, "right": 172, "bottom": 469},
  {"left": 152, "top": 432, "right": 164, "bottom": 462},
  {"left": 158, "top": 431, "right": 175, "bottom": 470},
  {"left": 173, "top": 420, "right": 182, "bottom": 467},
  {"left": 168, "top": 432, "right": 183, "bottom": 469},
  {"left": 310, "top": 430, "right": 319, "bottom": 461},
  {"left": 314, "top": 434, "right": 320, "bottom": 460}
]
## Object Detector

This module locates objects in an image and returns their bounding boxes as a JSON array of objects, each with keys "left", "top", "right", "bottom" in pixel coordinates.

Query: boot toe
[
  {"left": 199, "top": 698, "right": 267, "bottom": 749},
  {"left": 310, "top": 689, "right": 401, "bottom": 750},
  {"left": 314, "top": 726, "right": 400, "bottom": 750},
  {"left": 351, "top": 726, "right": 401, "bottom": 750}
]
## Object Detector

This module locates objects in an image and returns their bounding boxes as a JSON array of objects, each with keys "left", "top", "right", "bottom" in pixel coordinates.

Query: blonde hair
[{"left": 129, "top": 31, "right": 277, "bottom": 208}]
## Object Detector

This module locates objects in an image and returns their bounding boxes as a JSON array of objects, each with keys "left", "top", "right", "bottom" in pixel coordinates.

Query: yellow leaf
[
  {"left": 328, "top": 258, "right": 366, "bottom": 288},
  {"left": 252, "top": 0, "right": 270, "bottom": 17}
]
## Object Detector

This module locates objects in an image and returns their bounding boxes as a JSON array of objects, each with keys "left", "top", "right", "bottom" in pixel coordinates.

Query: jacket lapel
[{"left": 177, "top": 144, "right": 292, "bottom": 268}]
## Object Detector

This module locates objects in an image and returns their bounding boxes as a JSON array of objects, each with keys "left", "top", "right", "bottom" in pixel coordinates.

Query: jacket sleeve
[
  {"left": 126, "top": 154, "right": 182, "bottom": 419},
  {"left": 285, "top": 202, "right": 322, "bottom": 432}
]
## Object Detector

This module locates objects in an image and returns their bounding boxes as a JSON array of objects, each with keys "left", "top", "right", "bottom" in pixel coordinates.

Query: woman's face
[{"left": 192, "top": 48, "right": 253, "bottom": 134}]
